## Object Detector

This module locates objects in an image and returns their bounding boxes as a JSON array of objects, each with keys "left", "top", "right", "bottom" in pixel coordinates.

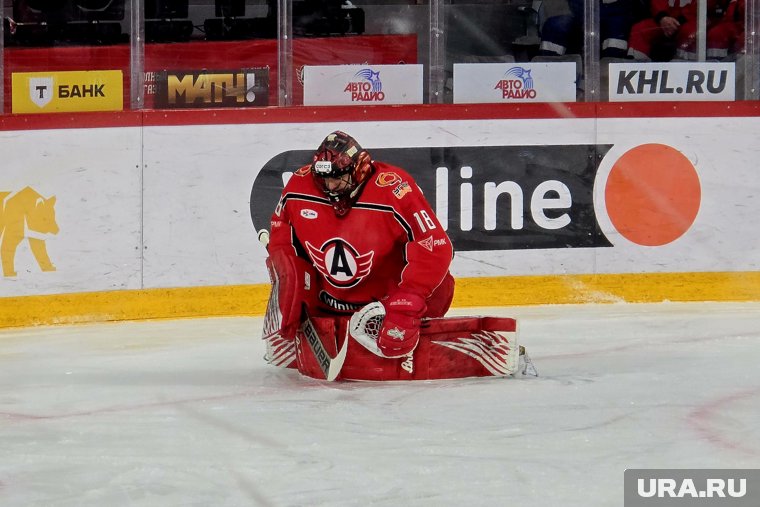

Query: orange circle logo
[{"left": 605, "top": 143, "right": 701, "bottom": 246}]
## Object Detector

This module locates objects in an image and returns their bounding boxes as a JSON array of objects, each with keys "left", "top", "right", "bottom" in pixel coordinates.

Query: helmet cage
[{"left": 312, "top": 154, "right": 357, "bottom": 198}]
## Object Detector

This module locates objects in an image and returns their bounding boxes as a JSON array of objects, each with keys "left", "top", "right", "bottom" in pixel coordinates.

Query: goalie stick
[{"left": 300, "top": 304, "right": 349, "bottom": 381}]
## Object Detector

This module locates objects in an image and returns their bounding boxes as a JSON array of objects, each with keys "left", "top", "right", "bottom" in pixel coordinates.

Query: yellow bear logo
[{"left": 1, "top": 187, "right": 59, "bottom": 277}]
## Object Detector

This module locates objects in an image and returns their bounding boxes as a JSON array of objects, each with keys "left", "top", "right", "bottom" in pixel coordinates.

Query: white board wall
[{"left": 2, "top": 115, "right": 760, "bottom": 297}]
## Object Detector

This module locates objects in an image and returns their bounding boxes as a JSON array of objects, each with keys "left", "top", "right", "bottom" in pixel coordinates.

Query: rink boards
[{"left": 1, "top": 103, "right": 760, "bottom": 326}]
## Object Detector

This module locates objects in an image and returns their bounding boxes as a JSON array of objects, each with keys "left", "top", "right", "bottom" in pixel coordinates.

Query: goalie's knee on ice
[{"left": 425, "top": 272, "right": 455, "bottom": 318}]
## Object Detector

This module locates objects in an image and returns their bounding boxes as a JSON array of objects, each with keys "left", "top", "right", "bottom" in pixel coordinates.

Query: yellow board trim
[{"left": 2, "top": 272, "right": 760, "bottom": 329}]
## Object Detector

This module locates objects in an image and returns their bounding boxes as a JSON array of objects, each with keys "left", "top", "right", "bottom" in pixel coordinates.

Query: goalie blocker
[{"left": 292, "top": 312, "right": 533, "bottom": 381}]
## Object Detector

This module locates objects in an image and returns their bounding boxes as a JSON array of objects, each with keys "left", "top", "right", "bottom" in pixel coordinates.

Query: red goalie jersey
[
  {"left": 268, "top": 157, "right": 454, "bottom": 317},
  {"left": 264, "top": 131, "right": 455, "bottom": 366}
]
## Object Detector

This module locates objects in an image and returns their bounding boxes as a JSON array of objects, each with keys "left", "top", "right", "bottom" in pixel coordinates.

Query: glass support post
[
  {"left": 130, "top": 0, "right": 145, "bottom": 110},
  {"left": 278, "top": 0, "right": 293, "bottom": 107},
  {"left": 744, "top": 0, "right": 759, "bottom": 99},
  {"left": 697, "top": 0, "right": 707, "bottom": 60},
  {"left": 429, "top": 0, "right": 446, "bottom": 104},
  {"left": 0, "top": 1, "right": 5, "bottom": 114},
  {"left": 583, "top": 0, "right": 600, "bottom": 102}
]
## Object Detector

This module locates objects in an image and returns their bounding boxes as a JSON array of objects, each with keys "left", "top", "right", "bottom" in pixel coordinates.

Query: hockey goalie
[{"left": 260, "top": 130, "right": 535, "bottom": 381}]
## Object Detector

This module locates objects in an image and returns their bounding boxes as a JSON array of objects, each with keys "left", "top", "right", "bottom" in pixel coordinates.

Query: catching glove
[{"left": 377, "top": 291, "right": 427, "bottom": 358}]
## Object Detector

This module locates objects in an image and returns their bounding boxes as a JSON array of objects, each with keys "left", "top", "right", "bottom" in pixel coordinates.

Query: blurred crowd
[{"left": 537, "top": 0, "right": 745, "bottom": 62}]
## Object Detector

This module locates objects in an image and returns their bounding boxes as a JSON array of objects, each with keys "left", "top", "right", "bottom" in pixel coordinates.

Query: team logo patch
[
  {"left": 376, "top": 172, "right": 402, "bottom": 187},
  {"left": 305, "top": 238, "right": 374, "bottom": 288},
  {"left": 301, "top": 209, "right": 318, "bottom": 219},
  {"left": 295, "top": 166, "right": 311, "bottom": 176},
  {"left": 393, "top": 182, "right": 411, "bottom": 199}
]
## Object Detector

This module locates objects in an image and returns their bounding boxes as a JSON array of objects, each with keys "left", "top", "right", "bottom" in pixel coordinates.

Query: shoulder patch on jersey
[
  {"left": 295, "top": 166, "right": 311, "bottom": 176},
  {"left": 418, "top": 236, "right": 447, "bottom": 251},
  {"left": 418, "top": 236, "right": 434, "bottom": 251},
  {"left": 376, "top": 172, "right": 402, "bottom": 187},
  {"left": 393, "top": 181, "right": 412, "bottom": 199}
]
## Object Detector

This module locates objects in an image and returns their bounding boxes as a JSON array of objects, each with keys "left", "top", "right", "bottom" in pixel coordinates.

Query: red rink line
[
  {"left": 2, "top": 101, "right": 760, "bottom": 132},
  {"left": 687, "top": 386, "right": 760, "bottom": 457},
  {"left": 0, "top": 388, "right": 264, "bottom": 422}
]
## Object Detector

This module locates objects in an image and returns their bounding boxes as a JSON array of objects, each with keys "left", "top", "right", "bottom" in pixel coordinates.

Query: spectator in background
[
  {"left": 707, "top": 0, "right": 745, "bottom": 60},
  {"left": 627, "top": 0, "right": 724, "bottom": 61},
  {"left": 537, "top": 0, "right": 639, "bottom": 59}
]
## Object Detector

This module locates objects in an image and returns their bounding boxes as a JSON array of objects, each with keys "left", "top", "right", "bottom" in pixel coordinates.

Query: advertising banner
[
  {"left": 228, "top": 118, "right": 757, "bottom": 281},
  {"left": 250, "top": 144, "right": 609, "bottom": 252},
  {"left": 11, "top": 70, "right": 124, "bottom": 114},
  {"left": 303, "top": 64, "right": 423, "bottom": 105},
  {"left": 608, "top": 62, "right": 735, "bottom": 102},
  {"left": 153, "top": 68, "right": 270, "bottom": 108},
  {"left": 3, "top": 36, "right": 417, "bottom": 112},
  {"left": 453, "top": 62, "right": 577, "bottom": 103},
  {"left": 0, "top": 127, "right": 142, "bottom": 296}
]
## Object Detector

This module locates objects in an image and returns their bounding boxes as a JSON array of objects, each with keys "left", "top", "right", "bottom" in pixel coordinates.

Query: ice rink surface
[{"left": 1, "top": 302, "right": 759, "bottom": 507}]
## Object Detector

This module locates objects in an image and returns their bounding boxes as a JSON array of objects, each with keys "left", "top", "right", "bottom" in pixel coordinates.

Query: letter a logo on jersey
[{"left": 305, "top": 238, "right": 374, "bottom": 288}]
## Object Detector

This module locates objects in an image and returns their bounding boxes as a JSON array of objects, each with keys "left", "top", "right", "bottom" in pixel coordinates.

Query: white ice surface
[{"left": 1, "top": 302, "right": 759, "bottom": 507}]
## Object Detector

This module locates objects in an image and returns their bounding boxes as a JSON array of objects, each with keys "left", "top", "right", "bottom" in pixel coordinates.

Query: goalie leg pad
[
  {"left": 262, "top": 251, "right": 318, "bottom": 368},
  {"left": 294, "top": 314, "right": 526, "bottom": 381},
  {"left": 263, "top": 250, "right": 318, "bottom": 341},
  {"left": 343, "top": 315, "right": 522, "bottom": 381},
  {"left": 295, "top": 316, "right": 340, "bottom": 380},
  {"left": 422, "top": 316, "right": 520, "bottom": 379}
]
